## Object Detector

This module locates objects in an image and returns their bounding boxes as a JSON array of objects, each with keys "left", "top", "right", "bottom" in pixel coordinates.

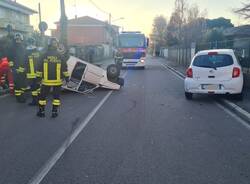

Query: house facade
[
  {"left": 52, "top": 16, "right": 119, "bottom": 46},
  {"left": 0, "top": 0, "right": 37, "bottom": 37}
]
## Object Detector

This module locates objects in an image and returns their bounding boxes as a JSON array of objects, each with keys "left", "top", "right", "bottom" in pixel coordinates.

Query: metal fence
[
  {"left": 161, "top": 37, "right": 250, "bottom": 88},
  {"left": 162, "top": 46, "right": 193, "bottom": 67}
]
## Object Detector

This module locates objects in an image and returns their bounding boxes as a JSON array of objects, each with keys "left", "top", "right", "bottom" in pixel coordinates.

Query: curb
[
  {"left": 164, "top": 62, "right": 250, "bottom": 123},
  {"left": 220, "top": 99, "right": 250, "bottom": 123}
]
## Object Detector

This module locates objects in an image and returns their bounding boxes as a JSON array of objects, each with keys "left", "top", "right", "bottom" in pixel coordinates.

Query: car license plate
[{"left": 203, "top": 84, "right": 219, "bottom": 90}]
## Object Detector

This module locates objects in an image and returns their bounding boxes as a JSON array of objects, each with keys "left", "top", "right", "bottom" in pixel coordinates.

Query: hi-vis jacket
[
  {"left": 37, "top": 48, "right": 69, "bottom": 86},
  {"left": 25, "top": 48, "right": 40, "bottom": 79}
]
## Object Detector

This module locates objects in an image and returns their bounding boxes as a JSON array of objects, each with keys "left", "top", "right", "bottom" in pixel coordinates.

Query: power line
[{"left": 88, "top": 0, "right": 110, "bottom": 15}]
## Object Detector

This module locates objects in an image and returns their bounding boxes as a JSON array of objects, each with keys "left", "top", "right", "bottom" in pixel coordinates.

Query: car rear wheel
[
  {"left": 185, "top": 92, "right": 193, "bottom": 100},
  {"left": 107, "top": 64, "right": 120, "bottom": 81}
]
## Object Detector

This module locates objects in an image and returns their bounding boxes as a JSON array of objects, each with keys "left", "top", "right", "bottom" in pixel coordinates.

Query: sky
[{"left": 16, "top": 0, "right": 246, "bottom": 36}]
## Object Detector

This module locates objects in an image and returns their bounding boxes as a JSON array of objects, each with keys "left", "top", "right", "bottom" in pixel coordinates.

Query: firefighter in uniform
[
  {"left": 25, "top": 37, "right": 41, "bottom": 106},
  {"left": 36, "top": 38, "right": 69, "bottom": 118},
  {"left": 11, "top": 33, "right": 27, "bottom": 103}
]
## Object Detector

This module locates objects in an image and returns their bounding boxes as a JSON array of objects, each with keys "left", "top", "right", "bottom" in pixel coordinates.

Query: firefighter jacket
[
  {"left": 10, "top": 43, "right": 26, "bottom": 73},
  {"left": 37, "top": 48, "right": 69, "bottom": 86},
  {"left": 25, "top": 48, "right": 40, "bottom": 79}
]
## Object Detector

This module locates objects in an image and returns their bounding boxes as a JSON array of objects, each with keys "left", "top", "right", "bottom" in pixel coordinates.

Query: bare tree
[
  {"left": 150, "top": 15, "right": 168, "bottom": 51},
  {"left": 235, "top": 1, "right": 250, "bottom": 19}
]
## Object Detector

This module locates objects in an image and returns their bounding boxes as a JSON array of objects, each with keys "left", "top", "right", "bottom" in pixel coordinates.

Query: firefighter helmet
[
  {"left": 27, "top": 37, "right": 36, "bottom": 46},
  {"left": 14, "top": 33, "right": 24, "bottom": 41},
  {"left": 48, "top": 37, "right": 59, "bottom": 47}
]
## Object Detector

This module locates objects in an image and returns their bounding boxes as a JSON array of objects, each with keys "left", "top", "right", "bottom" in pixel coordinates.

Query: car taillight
[
  {"left": 232, "top": 67, "right": 240, "bottom": 78},
  {"left": 186, "top": 68, "right": 193, "bottom": 78}
]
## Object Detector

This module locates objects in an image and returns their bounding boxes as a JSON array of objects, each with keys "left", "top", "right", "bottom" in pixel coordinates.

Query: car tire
[
  {"left": 107, "top": 64, "right": 120, "bottom": 80},
  {"left": 185, "top": 92, "right": 193, "bottom": 100}
]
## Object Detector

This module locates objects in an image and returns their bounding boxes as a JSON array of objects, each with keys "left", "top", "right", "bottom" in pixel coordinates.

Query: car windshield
[
  {"left": 119, "top": 35, "right": 145, "bottom": 48},
  {"left": 193, "top": 54, "right": 234, "bottom": 68}
]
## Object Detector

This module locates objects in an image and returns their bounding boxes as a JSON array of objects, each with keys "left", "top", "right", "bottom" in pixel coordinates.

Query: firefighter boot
[
  {"left": 37, "top": 105, "right": 45, "bottom": 118},
  {"left": 29, "top": 96, "right": 38, "bottom": 106},
  {"left": 51, "top": 105, "right": 59, "bottom": 118}
]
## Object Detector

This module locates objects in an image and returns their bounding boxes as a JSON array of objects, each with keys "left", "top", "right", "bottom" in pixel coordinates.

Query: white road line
[
  {"left": 160, "top": 63, "right": 184, "bottom": 80},
  {"left": 160, "top": 62, "right": 250, "bottom": 129},
  {"left": 27, "top": 90, "right": 113, "bottom": 184},
  {"left": 216, "top": 102, "right": 250, "bottom": 130}
]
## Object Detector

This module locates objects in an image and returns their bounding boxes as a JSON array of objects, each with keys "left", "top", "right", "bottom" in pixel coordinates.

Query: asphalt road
[{"left": 0, "top": 57, "right": 250, "bottom": 184}]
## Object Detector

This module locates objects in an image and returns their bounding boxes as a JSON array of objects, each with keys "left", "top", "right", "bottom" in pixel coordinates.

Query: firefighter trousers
[
  {"left": 13, "top": 70, "right": 27, "bottom": 97},
  {"left": 38, "top": 85, "right": 61, "bottom": 108},
  {"left": 27, "top": 78, "right": 40, "bottom": 98}
]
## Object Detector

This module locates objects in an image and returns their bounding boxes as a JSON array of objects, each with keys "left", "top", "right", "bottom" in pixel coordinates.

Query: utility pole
[
  {"left": 60, "top": 0, "right": 68, "bottom": 48},
  {"left": 109, "top": 13, "right": 112, "bottom": 24},
  {"left": 38, "top": 3, "right": 42, "bottom": 23}
]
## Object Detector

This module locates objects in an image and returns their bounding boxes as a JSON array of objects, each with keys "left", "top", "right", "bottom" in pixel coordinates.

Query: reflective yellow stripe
[
  {"left": 28, "top": 57, "right": 35, "bottom": 76},
  {"left": 36, "top": 71, "right": 42, "bottom": 77},
  {"left": 39, "top": 100, "right": 46, "bottom": 106},
  {"left": 9, "top": 61, "right": 14, "bottom": 67},
  {"left": 27, "top": 74, "right": 37, "bottom": 79},
  {"left": 52, "top": 99, "right": 61, "bottom": 106},
  {"left": 16, "top": 67, "right": 25, "bottom": 73},
  {"left": 63, "top": 71, "right": 69, "bottom": 77},
  {"left": 32, "top": 91, "right": 38, "bottom": 96},
  {"left": 56, "top": 63, "right": 61, "bottom": 81},
  {"left": 29, "top": 57, "right": 35, "bottom": 75},
  {"left": 44, "top": 62, "right": 48, "bottom": 81},
  {"left": 15, "top": 90, "right": 22, "bottom": 96},
  {"left": 42, "top": 80, "right": 62, "bottom": 86}
]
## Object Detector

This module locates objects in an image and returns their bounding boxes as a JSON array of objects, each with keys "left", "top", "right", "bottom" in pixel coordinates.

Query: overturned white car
[{"left": 63, "top": 56, "right": 124, "bottom": 94}]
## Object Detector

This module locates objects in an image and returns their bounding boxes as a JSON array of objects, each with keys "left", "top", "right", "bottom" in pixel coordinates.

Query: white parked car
[{"left": 184, "top": 49, "right": 244, "bottom": 100}]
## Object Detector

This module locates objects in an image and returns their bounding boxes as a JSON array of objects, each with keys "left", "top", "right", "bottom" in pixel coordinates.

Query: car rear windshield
[{"left": 193, "top": 54, "right": 234, "bottom": 68}]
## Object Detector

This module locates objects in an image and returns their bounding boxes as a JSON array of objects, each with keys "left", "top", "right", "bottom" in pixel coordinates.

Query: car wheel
[
  {"left": 107, "top": 64, "right": 120, "bottom": 80},
  {"left": 185, "top": 92, "right": 193, "bottom": 100}
]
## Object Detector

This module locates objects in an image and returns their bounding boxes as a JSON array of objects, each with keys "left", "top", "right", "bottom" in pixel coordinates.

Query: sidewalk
[{"left": 164, "top": 59, "right": 250, "bottom": 114}]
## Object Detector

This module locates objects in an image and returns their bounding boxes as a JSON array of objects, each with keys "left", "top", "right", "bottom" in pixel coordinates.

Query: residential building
[
  {"left": 0, "top": 0, "right": 37, "bottom": 37},
  {"left": 52, "top": 16, "right": 119, "bottom": 46}
]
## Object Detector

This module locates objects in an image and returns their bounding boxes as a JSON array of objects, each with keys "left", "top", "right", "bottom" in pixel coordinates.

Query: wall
[
  {"left": 0, "top": 6, "right": 32, "bottom": 33},
  {"left": 52, "top": 25, "right": 108, "bottom": 46}
]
